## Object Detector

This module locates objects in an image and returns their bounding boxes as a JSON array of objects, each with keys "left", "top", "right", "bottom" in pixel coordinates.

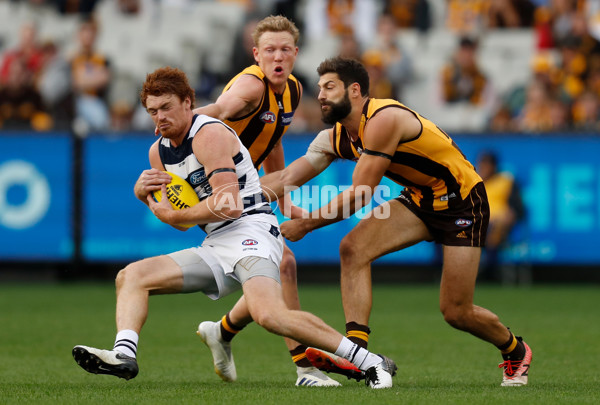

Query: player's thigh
[
  {"left": 235, "top": 256, "right": 286, "bottom": 319},
  {"left": 343, "top": 198, "right": 432, "bottom": 262},
  {"left": 121, "top": 255, "right": 185, "bottom": 294},
  {"left": 165, "top": 249, "right": 224, "bottom": 298},
  {"left": 439, "top": 245, "right": 481, "bottom": 307}
]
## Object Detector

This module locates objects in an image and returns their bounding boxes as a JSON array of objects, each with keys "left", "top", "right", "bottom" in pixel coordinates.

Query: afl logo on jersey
[
  {"left": 260, "top": 111, "right": 276, "bottom": 124},
  {"left": 242, "top": 239, "right": 259, "bottom": 246},
  {"left": 455, "top": 219, "right": 473, "bottom": 227}
]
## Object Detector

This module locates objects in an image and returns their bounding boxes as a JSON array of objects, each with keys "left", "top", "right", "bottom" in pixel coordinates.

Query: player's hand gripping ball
[{"left": 151, "top": 171, "right": 200, "bottom": 228}]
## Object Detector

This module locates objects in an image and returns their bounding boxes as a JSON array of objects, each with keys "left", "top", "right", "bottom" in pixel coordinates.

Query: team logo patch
[
  {"left": 455, "top": 218, "right": 473, "bottom": 227},
  {"left": 242, "top": 239, "right": 259, "bottom": 246},
  {"left": 281, "top": 111, "right": 294, "bottom": 126},
  {"left": 260, "top": 111, "right": 276, "bottom": 124},
  {"left": 190, "top": 171, "right": 206, "bottom": 186}
]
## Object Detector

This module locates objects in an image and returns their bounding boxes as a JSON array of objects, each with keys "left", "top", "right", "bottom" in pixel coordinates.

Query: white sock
[
  {"left": 334, "top": 337, "right": 382, "bottom": 371},
  {"left": 113, "top": 329, "right": 139, "bottom": 358}
]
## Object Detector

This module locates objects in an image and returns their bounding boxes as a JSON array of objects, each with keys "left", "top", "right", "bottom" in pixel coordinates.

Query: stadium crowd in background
[
  {"left": 1, "top": 0, "right": 600, "bottom": 133},
  {"left": 69, "top": 17, "right": 111, "bottom": 131}
]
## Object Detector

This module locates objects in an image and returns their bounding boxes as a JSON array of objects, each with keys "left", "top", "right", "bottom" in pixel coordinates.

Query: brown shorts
[{"left": 395, "top": 182, "right": 489, "bottom": 247}]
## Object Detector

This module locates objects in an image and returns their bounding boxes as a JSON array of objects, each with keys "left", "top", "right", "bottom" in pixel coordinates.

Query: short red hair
[{"left": 140, "top": 66, "right": 195, "bottom": 108}]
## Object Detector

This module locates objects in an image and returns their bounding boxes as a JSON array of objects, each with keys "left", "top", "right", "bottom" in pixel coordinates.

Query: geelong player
[
  {"left": 189, "top": 15, "right": 339, "bottom": 387},
  {"left": 71, "top": 66, "right": 397, "bottom": 389},
  {"left": 260, "top": 57, "right": 533, "bottom": 387}
]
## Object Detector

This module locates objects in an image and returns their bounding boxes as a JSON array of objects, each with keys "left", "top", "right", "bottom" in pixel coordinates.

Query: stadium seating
[{"left": 0, "top": 0, "right": 539, "bottom": 132}]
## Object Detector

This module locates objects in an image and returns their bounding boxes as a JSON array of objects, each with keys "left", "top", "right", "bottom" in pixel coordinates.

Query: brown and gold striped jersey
[
  {"left": 331, "top": 98, "right": 482, "bottom": 211},
  {"left": 221, "top": 65, "right": 301, "bottom": 169}
]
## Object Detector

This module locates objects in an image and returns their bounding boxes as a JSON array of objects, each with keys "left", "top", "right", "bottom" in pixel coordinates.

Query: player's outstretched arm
[
  {"left": 261, "top": 129, "right": 335, "bottom": 203},
  {"left": 193, "top": 74, "right": 264, "bottom": 121},
  {"left": 280, "top": 113, "right": 403, "bottom": 241}
]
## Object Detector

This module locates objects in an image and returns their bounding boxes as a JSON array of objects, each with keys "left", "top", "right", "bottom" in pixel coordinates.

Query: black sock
[{"left": 497, "top": 331, "right": 525, "bottom": 361}]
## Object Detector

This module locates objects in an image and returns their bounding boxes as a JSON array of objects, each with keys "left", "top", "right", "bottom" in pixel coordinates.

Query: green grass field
[{"left": 0, "top": 281, "right": 598, "bottom": 404}]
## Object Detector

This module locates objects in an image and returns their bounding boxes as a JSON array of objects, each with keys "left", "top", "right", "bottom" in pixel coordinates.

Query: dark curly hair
[{"left": 317, "top": 57, "right": 370, "bottom": 97}]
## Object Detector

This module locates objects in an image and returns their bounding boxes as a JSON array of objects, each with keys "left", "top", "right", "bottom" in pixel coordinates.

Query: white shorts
[{"left": 169, "top": 216, "right": 283, "bottom": 299}]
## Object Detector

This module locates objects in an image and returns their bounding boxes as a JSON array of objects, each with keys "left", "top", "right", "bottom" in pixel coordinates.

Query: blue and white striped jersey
[{"left": 158, "top": 114, "right": 273, "bottom": 234}]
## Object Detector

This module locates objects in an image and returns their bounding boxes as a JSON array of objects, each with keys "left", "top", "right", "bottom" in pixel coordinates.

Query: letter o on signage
[{"left": 0, "top": 160, "right": 51, "bottom": 229}]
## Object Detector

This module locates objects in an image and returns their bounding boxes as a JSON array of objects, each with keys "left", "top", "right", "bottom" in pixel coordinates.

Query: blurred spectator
[
  {"left": 569, "top": 10, "right": 600, "bottom": 58},
  {"left": 0, "top": 21, "right": 44, "bottom": 86},
  {"left": 549, "top": 0, "right": 580, "bottom": 45},
  {"left": 487, "top": 0, "right": 536, "bottom": 28},
  {"left": 548, "top": 96, "right": 571, "bottom": 130},
  {"left": 116, "top": 0, "right": 142, "bottom": 14},
  {"left": 571, "top": 89, "right": 600, "bottom": 130},
  {"left": 477, "top": 150, "right": 525, "bottom": 281},
  {"left": 492, "top": 49, "right": 577, "bottom": 133},
  {"left": 534, "top": 5, "right": 556, "bottom": 49},
  {"left": 0, "top": 58, "right": 53, "bottom": 131},
  {"left": 227, "top": 17, "right": 260, "bottom": 80},
  {"left": 514, "top": 77, "right": 558, "bottom": 132},
  {"left": 303, "top": 0, "right": 378, "bottom": 49},
  {"left": 363, "top": 13, "right": 413, "bottom": 99},
  {"left": 555, "top": 36, "right": 587, "bottom": 102},
  {"left": 362, "top": 49, "right": 397, "bottom": 98},
  {"left": 337, "top": 32, "right": 363, "bottom": 60},
  {"left": 585, "top": 0, "right": 600, "bottom": 42},
  {"left": 440, "top": 36, "right": 488, "bottom": 105},
  {"left": 586, "top": 62, "right": 600, "bottom": 95},
  {"left": 488, "top": 104, "right": 516, "bottom": 132},
  {"left": 110, "top": 100, "right": 134, "bottom": 131},
  {"left": 384, "top": 0, "right": 431, "bottom": 32},
  {"left": 37, "top": 40, "right": 74, "bottom": 130},
  {"left": 446, "top": 0, "right": 490, "bottom": 35},
  {"left": 69, "top": 17, "right": 111, "bottom": 131}
]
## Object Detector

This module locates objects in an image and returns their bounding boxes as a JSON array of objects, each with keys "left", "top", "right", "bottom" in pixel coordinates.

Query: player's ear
[
  {"left": 350, "top": 82, "right": 362, "bottom": 98},
  {"left": 253, "top": 47, "right": 259, "bottom": 63}
]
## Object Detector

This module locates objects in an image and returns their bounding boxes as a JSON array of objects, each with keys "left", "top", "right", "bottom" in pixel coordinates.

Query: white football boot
[
  {"left": 197, "top": 321, "right": 237, "bottom": 382},
  {"left": 364, "top": 355, "right": 397, "bottom": 389},
  {"left": 72, "top": 345, "right": 138, "bottom": 380},
  {"left": 295, "top": 366, "right": 341, "bottom": 387}
]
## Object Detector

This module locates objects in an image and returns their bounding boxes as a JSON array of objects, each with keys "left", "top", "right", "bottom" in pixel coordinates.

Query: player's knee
[
  {"left": 339, "top": 235, "right": 354, "bottom": 261},
  {"left": 279, "top": 250, "right": 297, "bottom": 284},
  {"left": 440, "top": 304, "right": 470, "bottom": 330},
  {"left": 115, "top": 269, "right": 124, "bottom": 290},
  {"left": 115, "top": 263, "right": 143, "bottom": 290},
  {"left": 339, "top": 233, "right": 361, "bottom": 265},
  {"left": 251, "top": 308, "right": 282, "bottom": 334},
  {"left": 115, "top": 267, "right": 130, "bottom": 290}
]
